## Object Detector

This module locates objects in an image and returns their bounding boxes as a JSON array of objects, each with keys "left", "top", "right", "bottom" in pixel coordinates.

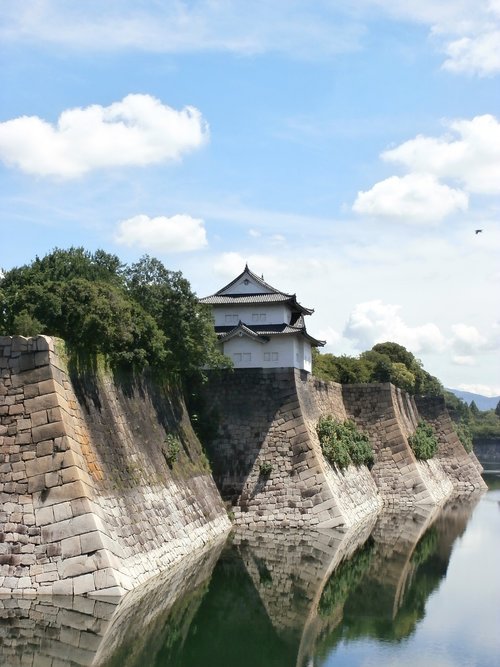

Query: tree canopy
[
  {"left": 313, "top": 342, "right": 443, "bottom": 396},
  {"left": 0, "top": 247, "right": 227, "bottom": 380}
]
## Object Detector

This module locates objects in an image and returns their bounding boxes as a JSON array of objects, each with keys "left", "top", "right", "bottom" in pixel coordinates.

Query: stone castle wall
[
  {"left": 342, "top": 383, "right": 455, "bottom": 506},
  {"left": 202, "top": 369, "right": 382, "bottom": 530},
  {"left": 0, "top": 336, "right": 230, "bottom": 596},
  {"left": 415, "top": 396, "right": 487, "bottom": 491},
  {"left": 1, "top": 339, "right": 486, "bottom": 597},
  {"left": 473, "top": 437, "right": 500, "bottom": 464},
  {"left": 203, "top": 370, "right": 485, "bottom": 526}
]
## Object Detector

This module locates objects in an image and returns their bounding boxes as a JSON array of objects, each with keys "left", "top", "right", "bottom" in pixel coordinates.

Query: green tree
[
  {"left": 391, "top": 362, "right": 416, "bottom": 393},
  {"left": 125, "top": 255, "right": 228, "bottom": 377},
  {"left": 0, "top": 248, "right": 227, "bottom": 379},
  {"left": 371, "top": 341, "right": 416, "bottom": 368},
  {"left": 313, "top": 342, "right": 443, "bottom": 397}
]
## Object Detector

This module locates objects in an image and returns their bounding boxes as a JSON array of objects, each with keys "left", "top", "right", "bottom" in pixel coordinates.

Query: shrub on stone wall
[
  {"left": 408, "top": 420, "right": 438, "bottom": 460},
  {"left": 259, "top": 461, "right": 272, "bottom": 476},
  {"left": 163, "top": 434, "right": 181, "bottom": 466},
  {"left": 316, "top": 416, "right": 374, "bottom": 470}
]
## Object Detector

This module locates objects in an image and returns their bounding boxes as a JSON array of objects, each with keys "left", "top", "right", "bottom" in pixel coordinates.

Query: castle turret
[{"left": 200, "top": 265, "right": 325, "bottom": 371}]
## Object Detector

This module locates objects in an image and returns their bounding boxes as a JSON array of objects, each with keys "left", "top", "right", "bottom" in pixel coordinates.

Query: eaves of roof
[
  {"left": 200, "top": 292, "right": 314, "bottom": 315},
  {"left": 215, "top": 322, "right": 325, "bottom": 347}
]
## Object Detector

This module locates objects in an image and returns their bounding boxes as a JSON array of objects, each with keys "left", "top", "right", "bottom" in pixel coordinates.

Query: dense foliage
[
  {"left": 0, "top": 247, "right": 228, "bottom": 380},
  {"left": 408, "top": 420, "right": 438, "bottom": 460},
  {"left": 316, "top": 416, "right": 374, "bottom": 469},
  {"left": 444, "top": 391, "right": 500, "bottom": 441},
  {"left": 313, "top": 342, "right": 443, "bottom": 396},
  {"left": 314, "top": 342, "right": 500, "bottom": 444},
  {"left": 454, "top": 420, "right": 473, "bottom": 453}
]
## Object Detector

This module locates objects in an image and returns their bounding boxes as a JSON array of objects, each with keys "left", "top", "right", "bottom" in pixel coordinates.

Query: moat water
[{"left": 1, "top": 476, "right": 499, "bottom": 667}]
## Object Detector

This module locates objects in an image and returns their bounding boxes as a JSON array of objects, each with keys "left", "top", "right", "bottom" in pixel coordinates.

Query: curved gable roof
[{"left": 200, "top": 265, "right": 314, "bottom": 315}]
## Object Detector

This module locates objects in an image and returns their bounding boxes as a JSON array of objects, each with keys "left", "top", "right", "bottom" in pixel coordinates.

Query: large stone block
[
  {"left": 33, "top": 479, "right": 92, "bottom": 509},
  {"left": 25, "top": 393, "right": 60, "bottom": 414},
  {"left": 60, "top": 554, "right": 97, "bottom": 579},
  {"left": 31, "top": 421, "right": 66, "bottom": 444},
  {"left": 73, "top": 573, "right": 96, "bottom": 595},
  {"left": 41, "top": 512, "right": 106, "bottom": 543}
]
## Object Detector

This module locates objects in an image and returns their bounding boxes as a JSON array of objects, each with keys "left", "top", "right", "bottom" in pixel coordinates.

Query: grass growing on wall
[
  {"left": 163, "top": 434, "right": 182, "bottom": 467},
  {"left": 317, "top": 416, "right": 374, "bottom": 469},
  {"left": 454, "top": 420, "right": 473, "bottom": 453},
  {"left": 408, "top": 421, "right": 438, "bottom": 460}
]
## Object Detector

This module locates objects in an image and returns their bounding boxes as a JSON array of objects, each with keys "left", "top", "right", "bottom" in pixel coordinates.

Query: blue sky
[{"left": 1, "top": 1, "right": 499, "bottom": 394}]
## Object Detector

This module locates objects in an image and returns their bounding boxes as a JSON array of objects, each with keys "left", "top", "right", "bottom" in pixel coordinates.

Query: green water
[{"left": 1, "top": 479, "right": 499, "bottom": 667}]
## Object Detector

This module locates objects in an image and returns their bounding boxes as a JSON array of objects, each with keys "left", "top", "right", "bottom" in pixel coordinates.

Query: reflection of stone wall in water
[
  {"left": 0, "top": 336, "right": 230, "bottom": 596},
  {"left": 233, "top": 518, "right": 377, "bottom": 667},
  {"left": 0, "top": 535, "right": 225, "bottom": 667},
  {"left": 312, "top": 495, "right": 481, "bottom": 655}
]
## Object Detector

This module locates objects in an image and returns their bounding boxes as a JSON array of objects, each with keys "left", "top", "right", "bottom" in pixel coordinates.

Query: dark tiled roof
[
  {"left": 213, "top": 264, "right": 291, "bottom": 297},
  {"left": 200, "top": 265, "right": 314, "bottom": 315},
  {"left": 202, "top": 293, "right": 294, "bottom": 304},
  {"left": 200, "top": 292, "right": 314, "bottom": 315},
  {"left": 215, "top": 322, "right": 325, "bottom": 346}
]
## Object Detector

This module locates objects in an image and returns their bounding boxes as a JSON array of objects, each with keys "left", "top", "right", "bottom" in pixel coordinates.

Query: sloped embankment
[{"left": 0, "top": 335, "right": 230, "bottom": 596}]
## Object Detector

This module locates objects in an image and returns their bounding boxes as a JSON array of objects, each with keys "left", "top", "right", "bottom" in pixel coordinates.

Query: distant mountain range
[{"left": 446, "top": 388, "right": 500, "bottom": 411}]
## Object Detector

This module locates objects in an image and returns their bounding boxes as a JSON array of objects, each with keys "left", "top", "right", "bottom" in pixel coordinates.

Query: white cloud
[
  {"left": 352, "top": 173, "right": 468, "bottom": 223},
  {"left": 212, "top": 251, "right": 290, "bottom": 281},
  {"left": 443, "top": 30, "right": 500, "bottom": 76},
  {"left": 115, "top": 214, "right": 208, "bottom": 253},
  {"left": 363, "top": 0, "right": 500, "bottom": 75},
  {"left": 317, "top": 326, "right": 342, "bottom": 348},
  {"left": 452, "top": 355, "right": 476, "bottom": 366},
  {"left": 343, "top": 300, "right": 447, "bottom": 353},
  {"left": 382, "top": 115, "right": 500, "bottom": 195},
  {"left": 353, "top": 114, "right": 500, "bottom": 224},
  {"left": 458, "top": 383, "right": 500, "bottom": 397},
  {"left": 451, "top": 323, "right": 488, "bottom": 353},
  {"left": 0, "top": 94, "right": 208, "bottom": 178},
  {"left": 2, "top": 0, "right": 500, "bottom": 74},
  {"left": 0, "top": 1, "right": 364, "bottom": 58}
]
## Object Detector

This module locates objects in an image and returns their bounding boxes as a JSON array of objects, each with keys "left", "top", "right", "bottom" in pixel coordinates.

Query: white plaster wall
[
  {"left": 223, "top": 335, "right": 297, "bottom": 368},
  {"left": 212, "top": 304, "right": 291, "bottom": 326}
]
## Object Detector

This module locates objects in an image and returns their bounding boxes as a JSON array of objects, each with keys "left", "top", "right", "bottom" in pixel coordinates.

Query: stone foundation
[
  {"left": 0, "top": 336, "right": 231, "bottom": 596},
  {"left": 203, "top": 369, "right": 382, "bottom": 529},
  {"left": 203, "top": 370, "right": 485, "bottom": 525},
  {"left": 416, "top": 396, "right": 487, "bottom": 493}
]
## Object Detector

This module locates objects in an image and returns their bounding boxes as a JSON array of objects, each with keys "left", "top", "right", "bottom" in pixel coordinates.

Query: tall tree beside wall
[
  {"left": 312, "top": 342, "right": 443, "bottom": 397},
  {"left": 0, "top": 247, "right": 226, "bottom": 381}
]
